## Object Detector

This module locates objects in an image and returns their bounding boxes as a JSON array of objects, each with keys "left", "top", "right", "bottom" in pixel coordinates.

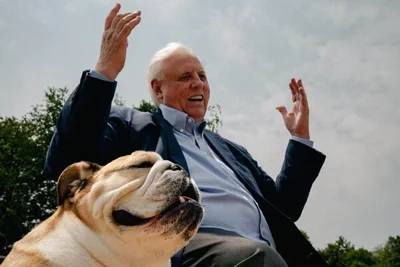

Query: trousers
[{"left": 181, "top": 229, "right": 288, "bottom": 267}]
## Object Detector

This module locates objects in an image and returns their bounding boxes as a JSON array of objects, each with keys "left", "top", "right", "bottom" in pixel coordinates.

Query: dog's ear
[{"left": 57, "top": 161, "right": 102, "bottom": 206}]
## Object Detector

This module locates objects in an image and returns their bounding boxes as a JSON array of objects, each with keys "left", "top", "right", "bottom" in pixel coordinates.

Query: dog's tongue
[{"left": 180, "top": 196, "right": 193, "bottom": 203}]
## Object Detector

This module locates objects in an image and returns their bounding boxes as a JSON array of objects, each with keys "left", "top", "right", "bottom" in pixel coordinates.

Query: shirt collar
[{"left": 159, "top": 104, "right": 207, "bottom": 135}]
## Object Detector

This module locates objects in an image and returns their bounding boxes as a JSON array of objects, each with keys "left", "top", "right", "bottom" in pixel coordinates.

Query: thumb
[{"left": 276, "top": 106, "right": 288, "bottom": 117}]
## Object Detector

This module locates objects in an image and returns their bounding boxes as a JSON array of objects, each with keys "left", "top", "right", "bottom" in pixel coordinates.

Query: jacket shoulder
[{"left": 109, "top": 105, "right": 156, "bottom": 127}]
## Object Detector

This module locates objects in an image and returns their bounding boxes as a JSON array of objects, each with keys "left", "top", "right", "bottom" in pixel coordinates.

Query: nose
[
  {"left": 190, "top": 75, "right": 204, "bottom": 90},
  {"left": 169, "top": 164, "right": 183, "bottom": 171}
]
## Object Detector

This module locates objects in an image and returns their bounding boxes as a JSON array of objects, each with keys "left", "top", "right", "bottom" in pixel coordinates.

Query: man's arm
[
  {"left": 230, "top": 79, "right": 324, "bottom": 221},
  {"left": 44, "top": 71, "right": 120, "bottom": 180},
  {"left": 44, "top": 4, "right": 142, "bottom": 180},
  {"left": 232, "top": 140, "right": 325, "bottom": 222},
  {"left": 264, "top": 140, "right": 325, "bottom": 221},
  {"left": 269, "top": 78, "right": 325, "bottom": 220}
]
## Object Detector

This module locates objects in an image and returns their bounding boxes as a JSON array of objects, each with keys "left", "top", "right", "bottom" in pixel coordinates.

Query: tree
[
  {"left": 0, "top": 87, "right": 69, "bottom": 256},
  {"left": 347, "top": 248, "right": 376, "bottom": 267},
  {"left": 319, "top": 236, "right": 356, "bottom": 267},
  {"left": 300, "top": 229, "right": 311, "bottom": 243},
  {"left": 318, "top": 235, "right": 400, "bottom": 267},
  {"left": 133, "top": 99, "right": 157, "bottom": 112},
  {"left": 375, "top": 235, "right": 400, "bottom": 267}
]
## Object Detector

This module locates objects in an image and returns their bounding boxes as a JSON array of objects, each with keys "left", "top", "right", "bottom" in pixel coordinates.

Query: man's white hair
[{"left": 146, "top": 42, "right": 195, "bottom": 107}]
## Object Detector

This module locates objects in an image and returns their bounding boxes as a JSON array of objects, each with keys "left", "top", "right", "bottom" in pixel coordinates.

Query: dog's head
[{"left": 57, "top": 151, "right": 203, "bottom": 261}]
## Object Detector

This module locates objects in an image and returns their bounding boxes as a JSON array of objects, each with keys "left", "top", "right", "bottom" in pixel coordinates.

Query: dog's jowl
[{"left": 2, "top": 151, "right": 204, "bottom": 267}]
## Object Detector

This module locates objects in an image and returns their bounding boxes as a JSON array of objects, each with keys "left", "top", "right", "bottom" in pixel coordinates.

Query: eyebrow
[
  {"left": 180, "top": 72, "right": 191, "bottom": 76},
  {"left": 179, "top": 70, "right": 206, "bottom": 76}
]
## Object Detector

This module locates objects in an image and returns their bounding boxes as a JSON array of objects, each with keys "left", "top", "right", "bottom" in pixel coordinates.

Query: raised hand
[
  {"left": 276, "top": 78, "right": 310, "bottom": 139},
  {"left": 95, "top": 3, "right": 141, "bottom": 81}
]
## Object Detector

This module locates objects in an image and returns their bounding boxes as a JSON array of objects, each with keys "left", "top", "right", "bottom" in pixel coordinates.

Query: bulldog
[{"left": 2, "top": 151, "right": 203, "bottom": 267}]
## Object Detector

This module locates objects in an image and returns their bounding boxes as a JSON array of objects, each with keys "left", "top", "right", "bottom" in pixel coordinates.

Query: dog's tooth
[{"left": 179, "top": 196, "right": 185, "bottom": 203}]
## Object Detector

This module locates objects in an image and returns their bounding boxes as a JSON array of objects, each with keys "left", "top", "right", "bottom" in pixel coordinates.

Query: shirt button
[
  {"left": 180, "top": 129, "right": 184, "bottom": 132},
  {"left": 204, "top": 152, "right": 208, "bottom": 156},
  {"left": 188, "top": 118, "right": 193, "bottom": 123}
]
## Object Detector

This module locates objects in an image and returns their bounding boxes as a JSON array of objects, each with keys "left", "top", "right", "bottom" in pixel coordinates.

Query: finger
[
  {"left": 105, "top": 3, "right": 121, "bottom": 30},
  {"left": 289, "top": 83, "right": 296, "bottom": 102},
  {"left": 299, "top": 86, "right": 309, "bottom": 107},
  {"left": 297, "top": 79, "right": 308, "bottom": 104},
  {"left": 276, "top": 106, "right": 288, "bottom": 117},
  {"left": 298, "top": 79, "right": 304, "bottom": 89},
  {"left": 110, "top": 12, "right": 132, "bottom": 30},
  {"left": 291, "top": 78, "right": 299, "bottom": 90},
  {"left": 116, "top": 11, "right": 141, "bottom": 33},
  {"left": 121, "top": 15, "right": 141, "bottom": 37},
  {"left": 291, "top": 78, "right": 300, "bottom": 101}
]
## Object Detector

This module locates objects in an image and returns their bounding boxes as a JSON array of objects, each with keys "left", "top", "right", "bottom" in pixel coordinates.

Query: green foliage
[
  {"left": 374, "top": 236, "right": 400, "bottom": 267},
  {"left": 0, "top": 87, "right": 69, "bottom": 256},
  {"left": 347, "top": 248, "right": 376, "bottom": 267},
  {"left": 315, "top": 234, "right": 400, "bottom": 267},
  {"left": 133, "top": 99, "right": 157, "bottom": 112},
  {"left": 318, "top": 236, "right": 377, "bottom": 267},
  {"left": 319, "top": 236, "right": 355, "bottom": 267},
  {"left": 300, "top": 229, "right": 311, "bottom": 243}
]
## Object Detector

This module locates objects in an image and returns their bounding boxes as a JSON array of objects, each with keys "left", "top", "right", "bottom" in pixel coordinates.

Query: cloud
[{"left": 0, "top": 0, "right": 398, "bottom": 251}]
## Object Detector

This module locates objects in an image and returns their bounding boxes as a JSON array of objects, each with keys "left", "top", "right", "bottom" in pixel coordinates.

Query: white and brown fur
[{"left": 2, "top": 151, "right": 203, "bottom": 267}]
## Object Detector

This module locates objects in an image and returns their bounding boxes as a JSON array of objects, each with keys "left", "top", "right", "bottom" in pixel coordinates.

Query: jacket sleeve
[
  {"left": 232, "top": 139, "right": 326, "bottom": 222},
  {"left": 43, "top": 70, "right": 128, "bottom": 181}
]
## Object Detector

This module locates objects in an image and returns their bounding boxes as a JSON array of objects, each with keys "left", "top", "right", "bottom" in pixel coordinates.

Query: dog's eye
[
  {"left": 135, "top": 162, "right": 153, "bottom": 168},
  {"left": 126, "top": 161, "right": 153, "bottom": 170}
]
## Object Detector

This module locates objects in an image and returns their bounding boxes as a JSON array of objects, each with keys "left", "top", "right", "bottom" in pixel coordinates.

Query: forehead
[{"left": 163, "top": 53, "right": 204, "bottom": 75}]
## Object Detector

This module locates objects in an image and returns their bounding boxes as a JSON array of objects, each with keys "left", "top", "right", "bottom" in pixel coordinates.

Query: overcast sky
[{"left": 1, "top": 0, "right": 399, "bottom": 250}]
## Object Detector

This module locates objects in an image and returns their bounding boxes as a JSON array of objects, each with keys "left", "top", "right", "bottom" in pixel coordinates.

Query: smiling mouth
[{"left": 188, "top": 96, "right": 203, "bottom": 102}]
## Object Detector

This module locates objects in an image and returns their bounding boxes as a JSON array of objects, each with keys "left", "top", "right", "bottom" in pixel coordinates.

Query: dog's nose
[{"left": 169, "top": 164, "right": 183, "bottom": 171}]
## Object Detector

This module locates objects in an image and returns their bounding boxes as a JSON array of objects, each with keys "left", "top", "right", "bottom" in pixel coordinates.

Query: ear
[
  {"left": 151, "top": 79, "right": 163, "bottom": 101},
  {"left": 57, "top": 161, "right": 101, "bottom": 206}
]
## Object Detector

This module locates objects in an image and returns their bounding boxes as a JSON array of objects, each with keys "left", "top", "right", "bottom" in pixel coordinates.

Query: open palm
[{"left": 276, "top": 78, "right": 310, "bottom": 139}]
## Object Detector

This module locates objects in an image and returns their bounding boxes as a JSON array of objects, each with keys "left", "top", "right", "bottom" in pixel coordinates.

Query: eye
[
  {"left": 136, "top": 161, "right": 153, "bottom": 168},
  {"left": 199, "top": 73, "right": 207, "bottom": 81},
  {"left": 178, "top": 73, "right": 191, "bottom": 81},
  {"left": 124, "top": 161, "right": 153, "bottom": 171}
]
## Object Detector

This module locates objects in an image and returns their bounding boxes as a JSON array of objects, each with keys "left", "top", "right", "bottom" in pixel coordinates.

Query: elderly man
[{"left": 44, "top": 4, "right": 329, "bottom": 267}]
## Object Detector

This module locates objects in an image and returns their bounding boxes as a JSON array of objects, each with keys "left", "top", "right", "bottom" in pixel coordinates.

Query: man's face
[{"left": 152, "top": 52, "right": 210, "bottom": 122}]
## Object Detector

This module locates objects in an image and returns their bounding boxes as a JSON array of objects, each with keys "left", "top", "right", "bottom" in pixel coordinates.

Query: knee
[
  {"left": 233, "top": 238, "right": 271, "bottom": 256},
  {"left": 221, "top": 238, "right": 287, "bottom": 267},
  {"left": 214, "top": 237, "right": 271, "bottom": 260}
]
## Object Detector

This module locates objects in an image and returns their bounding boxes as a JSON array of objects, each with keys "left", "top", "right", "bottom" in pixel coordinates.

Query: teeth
[
  {"left": 189, "top": 96, "right": 203, "bottom": 100},
  {"left": 179, "top": 196, "right": 185, "bottom": 203}
]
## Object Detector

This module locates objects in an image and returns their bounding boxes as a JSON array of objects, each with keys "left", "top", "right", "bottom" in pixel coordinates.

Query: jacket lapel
[
  {"left": 204, "top": 131, "right": 262, "bottom": 196},
  {"left": 152, "top": 110, "right": 190, "bottom": 174}
]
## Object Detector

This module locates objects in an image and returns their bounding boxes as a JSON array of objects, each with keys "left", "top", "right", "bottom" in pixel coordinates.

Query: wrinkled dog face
[{"left": 58, "top": 151, "right": 203, "bottom": 257}]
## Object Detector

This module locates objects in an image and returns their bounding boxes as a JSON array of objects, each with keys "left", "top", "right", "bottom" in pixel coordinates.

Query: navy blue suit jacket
[{"left": 44, "top": 71, "right": 329, "bottom": 267}]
